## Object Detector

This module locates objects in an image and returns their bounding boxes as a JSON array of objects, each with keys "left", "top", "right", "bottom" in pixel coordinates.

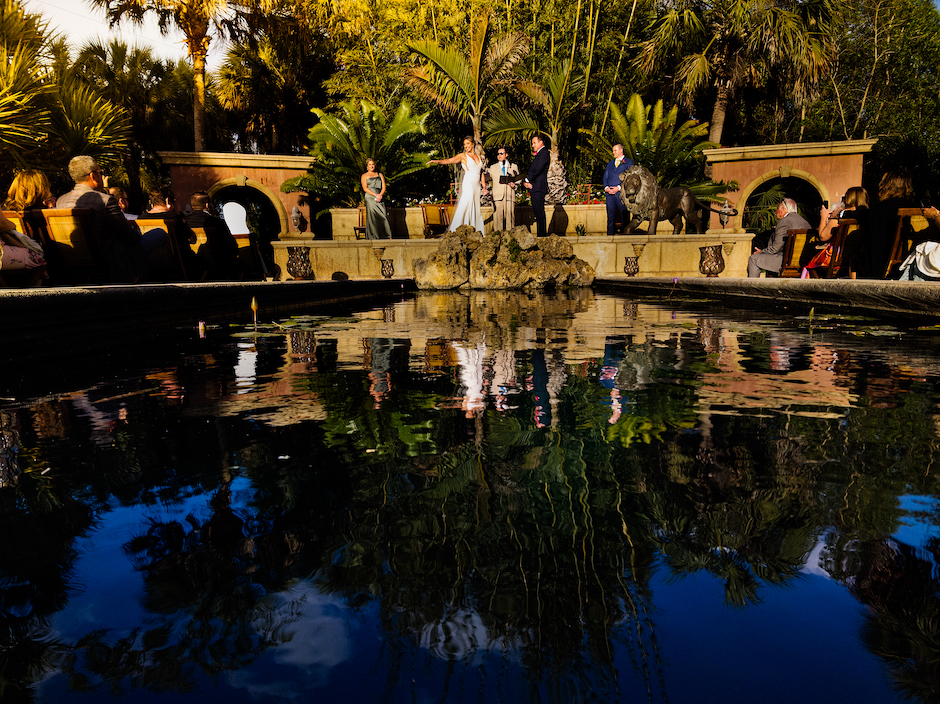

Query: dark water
[{"left": 3, "top": 289, "right": 940, "bottom": 703}]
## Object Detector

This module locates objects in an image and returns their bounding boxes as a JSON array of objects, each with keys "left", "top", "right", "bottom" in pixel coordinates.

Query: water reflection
[{"left": 2, "top": 290, "right": 940, "bottom": 702}]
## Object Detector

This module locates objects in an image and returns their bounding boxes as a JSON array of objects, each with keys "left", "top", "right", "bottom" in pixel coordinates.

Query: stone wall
[{"left": 272, "top": 232, "right": 754, "bottom": 282}]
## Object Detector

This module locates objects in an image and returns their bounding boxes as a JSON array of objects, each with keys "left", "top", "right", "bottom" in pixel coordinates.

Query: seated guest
[
  {"left": 898, "top": 206, "right": 940, "bottom": 280},
  {"left": 0, "top": 211, "right": 46, "bottom": 286},
  {"left": 137, "top": 186, "right": 206, "bottom": 280},
  {"left": 5, "top": 169, "right": 56, "bottom": 211},
  {"left": 801, "top": 187, "right": 870, "bottom": 278},
  {"left": 184, "top": 191, "right": 241, "bottom": 280},
  {"left": 748, "top": 198, "right": 811, "bottom": 277},
  {"left": 108, "top": 186, "right": 136, "bottom": 220},
  {"left": 56, "top": 156, "right": 167, "bottom": 283},
  {"left": 865, "top": 169, "right": 916, "bottom": 279}
]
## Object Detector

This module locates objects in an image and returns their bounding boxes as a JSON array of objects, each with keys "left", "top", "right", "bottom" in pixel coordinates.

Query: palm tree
[
  {"left": 88, "top": 0, "right": 282, "bottom": 151},
  {"left": 404, "top": 12, "right": 529, "bottom": 157},
  {"left": 636, "top": 0, "right": 837, "bottom": 144},
  {"left": 216, "top": 19, "right": 331, "bottom": 154},
  {"left": 70, "top": 40, "right": 189, "bottom": 205},
  {"left": 281, "top": 100, "right": 434, "bottom": 216},
  {"left": 484, "top": 59, "right": 586, "bottom": 204}
]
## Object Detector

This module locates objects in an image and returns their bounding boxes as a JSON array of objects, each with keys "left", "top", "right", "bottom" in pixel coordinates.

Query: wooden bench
[
  {"left": 884, "top": 208, "right": 931, "bottom": 279},
  {"left": 420, "top": 203, "right": 449, "bottom": 238},
  {"left": 136, "top": 219, "right": 191, "bottom": 282},
  {"left": 779, "top": 228, "right": 812, "bottom": 277},
  {"left": 39, "top": 208, "right": 108, "bottom": 284},
  {"left": 801, "top": 219, "right": 858, "bottom": 279}
]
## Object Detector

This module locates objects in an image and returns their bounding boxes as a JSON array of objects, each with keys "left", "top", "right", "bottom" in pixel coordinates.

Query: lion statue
[{"left": 619, "top": 165, "right": 737, "bottom": 235}]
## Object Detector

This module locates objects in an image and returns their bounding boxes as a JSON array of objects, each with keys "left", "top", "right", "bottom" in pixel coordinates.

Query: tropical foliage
[
  {"left": 0, "top": 0, "right": 132, "bottom": 187},
  {"left": 216, "top": 16, "right": 333, "bottom": 154},
  {"left": 404, "top": 12, "right": 529, "bottom": 154},
  {"left": 281, "top": 100, "right": 435, "bottom": 214},
  {"left": 635, "top": 0, "right": 838, "bottom": 145},
  {"left": 88, "top": 0, "right": 285, "bottom": 151},
  {"left": 485, "top": 59, "right": 586, "bottom": 203},
  {"left": 4, "top": 0, "right": 940, "bottom": 205}
]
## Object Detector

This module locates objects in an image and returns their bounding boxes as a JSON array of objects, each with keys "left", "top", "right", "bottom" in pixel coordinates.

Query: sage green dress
[{"left": 365, "top": 176, "right": 392, "bottom": 240}]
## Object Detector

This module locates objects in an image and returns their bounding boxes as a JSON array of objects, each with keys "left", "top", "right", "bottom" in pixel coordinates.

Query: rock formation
[{"left": 413, "top": 225, "right": 595, "bottom": 290}]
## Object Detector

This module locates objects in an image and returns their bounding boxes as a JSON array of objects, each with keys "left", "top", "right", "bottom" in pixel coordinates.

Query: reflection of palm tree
[{"left": 842, "top": 538, "right": 940, "bottom": 702}]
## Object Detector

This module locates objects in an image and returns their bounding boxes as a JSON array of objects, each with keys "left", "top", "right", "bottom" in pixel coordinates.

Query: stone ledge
[{"left": 596, "top": 275, "right": 940, "bottom": 320}]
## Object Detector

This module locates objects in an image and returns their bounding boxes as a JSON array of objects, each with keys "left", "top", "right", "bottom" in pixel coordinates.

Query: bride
[{"left": 428, "top": 136, "right": 488, "bottom": 233}]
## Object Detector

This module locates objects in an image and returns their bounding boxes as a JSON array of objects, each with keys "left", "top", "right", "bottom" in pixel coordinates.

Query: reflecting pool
[{"left": 3, "top": 289, "right": 940, "bottom": 703}]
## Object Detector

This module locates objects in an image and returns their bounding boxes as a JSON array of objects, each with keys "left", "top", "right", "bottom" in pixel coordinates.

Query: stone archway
[
  {"left": 737, "top": 167, "right": 830, "bottom": 219},
  {"left": 207, "top": 177, "right": 288, "bottom": 233},
  {"left": 157, "top": 151, "right": 313, "bottom": 237},
  {"left": 704, "top": 139, "right": 876, "bottom": 232}
]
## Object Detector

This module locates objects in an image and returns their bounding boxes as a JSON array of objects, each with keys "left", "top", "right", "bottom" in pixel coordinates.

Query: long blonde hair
[
  {"left": 844, "top": 186, "right": 870, "bottom": 209},
  {"left": 5, "top": 170, "right": 53, "bottom": 211}
]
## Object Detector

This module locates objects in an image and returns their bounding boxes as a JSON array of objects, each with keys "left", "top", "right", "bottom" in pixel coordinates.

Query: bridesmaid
[{"left": 360, "top": 158, "right": 392, "bottom": 240}]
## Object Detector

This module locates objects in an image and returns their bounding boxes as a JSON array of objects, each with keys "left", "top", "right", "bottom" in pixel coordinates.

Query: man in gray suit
[
  {"left": 748, "top": 198, "right": 811, "bottom": 277},
  {"left": 57, "top": 155, "right": 167, "bottom": 283},
  {"left": 488, "top": 146, "right": 519, "bottom": 231}
]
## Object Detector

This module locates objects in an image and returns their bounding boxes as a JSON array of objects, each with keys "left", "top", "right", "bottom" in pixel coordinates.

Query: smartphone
[{"left": 822, "top": 200, "right": 828, "bottom": 209}]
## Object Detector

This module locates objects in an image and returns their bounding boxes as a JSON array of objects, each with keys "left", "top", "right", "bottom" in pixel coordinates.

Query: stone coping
[
  {"left": 157, "top": 150, "right": 313, "bottom": 169},
  {"left": 596, "top": 276, "right": 940, "bottom": 320},
  {"left": 703, "top": 139, "right": 877, "bottom": 163}
]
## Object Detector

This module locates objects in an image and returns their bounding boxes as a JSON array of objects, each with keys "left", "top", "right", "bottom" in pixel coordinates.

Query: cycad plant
[
  {"left": 584, "top": 94, "right": 734, "bottom": 202},
  {"left": 612, "top": 95, "right": 718, "bottom": 189},
  {"left": 281, "top": 100, "right": 434, "bottom": 215}
]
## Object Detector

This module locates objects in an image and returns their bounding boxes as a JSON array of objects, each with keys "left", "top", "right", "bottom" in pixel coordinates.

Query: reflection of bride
[
  {"left": 427, "top": 135, "right": 487, "bottom": 233},
  {"left": 451, "top": 339, "right": 487, "bottom": 416}
]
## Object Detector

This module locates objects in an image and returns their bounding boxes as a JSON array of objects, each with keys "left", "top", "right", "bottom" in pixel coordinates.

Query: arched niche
[
  {"left": 736, "top": 167, "right": 829, "bottom": 231},
  {"left": 207, "top": 177, "right": 288, "bottom": 234}
]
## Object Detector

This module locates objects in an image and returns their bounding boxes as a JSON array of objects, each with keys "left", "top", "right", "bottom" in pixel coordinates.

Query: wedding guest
[
  {"left": 57, "top": 155, "right": 165, "bottom": 283},
  {"left": 0, "top": 211, "right": 46, "bottom": 286},
  {"left": 5, "top": 169, "right": 55, "bottom": 211},
  {"left": 360, "top": 158, "right": 392, "bottom": 239},
  {"left": 866, "top": 170, "right": 916, "bottom": 279},
  {"left": 108, "top": 186, "right": 137, "bottom": 219}
]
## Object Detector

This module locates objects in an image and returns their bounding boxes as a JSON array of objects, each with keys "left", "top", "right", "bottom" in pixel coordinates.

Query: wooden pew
[{"left": 39, "top": 208, "right": 107, "bottom": 284}]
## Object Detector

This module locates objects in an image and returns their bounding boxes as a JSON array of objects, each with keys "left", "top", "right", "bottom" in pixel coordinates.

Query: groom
[{"left": 524, "top": 135, "right": 550, "bottom": 237}]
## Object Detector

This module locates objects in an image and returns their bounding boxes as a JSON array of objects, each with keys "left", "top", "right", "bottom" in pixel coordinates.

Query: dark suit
[
  {"left": 185, "top": 209, "right": 241, "bottom": 279},
  {"left": 138, "top": 210, "right": 206, "bottom": 280},
  {"left": 603, "top": 156, "right": 633, "bottom": 235},
  {"left": 526, "top": 147, "right": 550, "bottom": 237},
  {"left": 56, "top": 184, "right": 148, "bottom": 283}
]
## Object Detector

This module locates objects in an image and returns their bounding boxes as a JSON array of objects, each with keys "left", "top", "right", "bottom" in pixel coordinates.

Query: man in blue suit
[
  {"left": 603, "top": 143, "right": 633, "bottom": 235},
  {"left": 524, "top": 134, "right": 550, "bottom": 237}
]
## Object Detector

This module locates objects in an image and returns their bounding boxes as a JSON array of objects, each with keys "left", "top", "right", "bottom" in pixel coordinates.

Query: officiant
[{"left": 487, "top": 146, "right": 519, "bottom": 232}]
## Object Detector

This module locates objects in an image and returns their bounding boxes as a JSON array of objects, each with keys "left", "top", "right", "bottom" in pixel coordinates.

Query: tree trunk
[
  {"left": 547, "top": 144, "right": 569, "bottom": 205},
  {"left": 192, "top": 48, "right": 207, "bottom": 152},
  {"left": 708, "top": 84, "right": 730, "bottom": 145}
]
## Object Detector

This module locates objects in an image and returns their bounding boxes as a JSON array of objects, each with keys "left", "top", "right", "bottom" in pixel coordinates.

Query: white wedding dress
[{"left": 449, "top": 155, "right": 484, "bottom": 233}]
